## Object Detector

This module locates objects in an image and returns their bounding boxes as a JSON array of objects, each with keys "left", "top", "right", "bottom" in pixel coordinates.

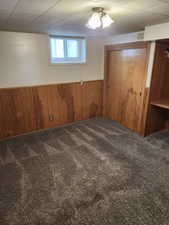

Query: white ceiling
[{"left": 0, "top": 0, "right": 169, "bottom": 36}]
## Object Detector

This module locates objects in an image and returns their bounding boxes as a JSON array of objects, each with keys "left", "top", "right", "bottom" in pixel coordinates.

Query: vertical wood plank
[
  {"left": 0, "top": 88, "right": 36, "bottom": 138},
  {"left": 104, "top": 42, "right": 150, "bottom": 135},
  {"left": 0, "top": 80, "right": 103, "bottom": 139}
]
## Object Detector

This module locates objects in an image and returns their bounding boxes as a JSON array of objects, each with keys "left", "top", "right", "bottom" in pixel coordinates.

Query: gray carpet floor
[{"left": 1, "top": 118, "right": 169, "bottom": 225}]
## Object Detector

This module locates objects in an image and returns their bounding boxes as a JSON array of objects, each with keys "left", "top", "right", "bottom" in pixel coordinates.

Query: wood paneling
[
  {"left": 151, "top": 99, "right": 169, "bottom": 110},
  {"left": 0, "top": 88, "right": 37, "bottom": 138},
  {"left": 149, "top": 42, "right": 169, "bottom": 101},
  {"left": 140, "top": 87, "right": 150, "bottom": 136},
  {"left": 146, "top": 41, "right": 169, "bottom": 135},
  {"left": 106, "top": 42, "right": 150, "bottom": 51},
  {"left": 104, "top": 42, "right": 150, "bottom": 135},
  {"left": 146, "top": 106, "right": 169, "bottom": 134},
  {"left": 0, "top": 80, "right": 103, "bottom": 139},
  {"left": 82, "top": 81, "right": 103, "bottom": 119}
]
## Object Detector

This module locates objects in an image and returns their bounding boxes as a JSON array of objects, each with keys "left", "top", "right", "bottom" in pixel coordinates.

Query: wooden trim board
[{"left": 105, "top": 42, "right": 150, "bottom": 51}]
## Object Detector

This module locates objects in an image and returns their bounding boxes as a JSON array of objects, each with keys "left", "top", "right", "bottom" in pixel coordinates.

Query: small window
[{"left": 50, "top": 36, "right": 86, "bottom": 64}]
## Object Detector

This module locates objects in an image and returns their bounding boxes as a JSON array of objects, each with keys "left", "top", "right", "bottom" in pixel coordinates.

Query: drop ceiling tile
[
  {"left": 117, "top": 11, "right": 169, "bottom": 28},
  {"left": 8, "top": 13, "right": 38, "bottom": 25},
  {"left": 30, "top": 0, "right": 88, "bottom": 27},
  {"left": 124, "top": 0, "right": 158, "bottom": 12},
  {"left": 0, "top": 0, "right": 18, "bottom": 10},
  {"left": 0, "top": 9, "right": 10, "bottom": 19},
  {"left": 146, "top": 3, "right": 169, "bottom": 15},
  {"left": 1, "top": 0, "right": 169, "bottom": 36},
  {"left": 0, "top": 0, "right": 18, "bottom": 23},
  {"left": 12, "top": 0, "right": 60, "bottom": 14},
  {"left": 158, "top": 0, "right": 169, "bottom": 3}
]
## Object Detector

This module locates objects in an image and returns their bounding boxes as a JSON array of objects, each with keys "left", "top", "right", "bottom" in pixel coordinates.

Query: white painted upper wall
[
  {"left": 105, "top": 31, "right": 144, "bottom": 44},
  {"left": 0, "top": 31, "right": 104, "bottom": 88},
  {"left": 106, "top": 22, "right": 169, "bottom": 44},
  {"left": 106, "top": 22, "right": 169, "bottom": 45},
  {"left": 145, "top": 22, "right": 169, "bottom": 41},
  {"left": 2, "top": 21, "right": 169, "bottom": 88}
]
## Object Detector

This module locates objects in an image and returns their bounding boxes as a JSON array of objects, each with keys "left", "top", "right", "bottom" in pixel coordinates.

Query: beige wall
[
  {"left": 105, "top": 31, "right": 144, "bottom": 44},
  {"left": 0, "top": 31, "right": 104, "bottom": 88},
  {"left": 145, "top": 22, "right": 169, "bottom": 41}
]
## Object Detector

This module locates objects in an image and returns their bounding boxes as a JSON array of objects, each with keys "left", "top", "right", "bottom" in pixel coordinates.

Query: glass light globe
[
  {"left": 86, "top": 13, "right": 101, "bottom": 29},
  {"left": 102, "top": 14, "right": 114, "bottom": 28}
]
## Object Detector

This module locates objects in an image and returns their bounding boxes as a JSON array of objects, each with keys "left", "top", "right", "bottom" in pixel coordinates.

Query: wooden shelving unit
[
  {"left": 151, "top": 99, "right": 169, "bottom": 110},
  {"left": 146, "top": 40, "right": 169, "bottom": 135}
]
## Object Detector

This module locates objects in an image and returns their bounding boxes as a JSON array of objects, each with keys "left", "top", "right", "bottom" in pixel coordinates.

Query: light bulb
[
  {"left": 86, "top": 12, "right": 101, "bottom": 29},
  {"left": 102, "top": 14, "right": 114, "bottom": 28}
]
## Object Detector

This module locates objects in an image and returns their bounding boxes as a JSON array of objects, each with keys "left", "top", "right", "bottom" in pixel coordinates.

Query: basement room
[{"left": 1, "top": 0, "right": 169, "bottom": 224}]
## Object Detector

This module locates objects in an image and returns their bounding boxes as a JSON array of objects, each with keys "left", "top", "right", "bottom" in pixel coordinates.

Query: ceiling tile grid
[{"left": 0, "top": 0, "right": 169, "bottom": 35}]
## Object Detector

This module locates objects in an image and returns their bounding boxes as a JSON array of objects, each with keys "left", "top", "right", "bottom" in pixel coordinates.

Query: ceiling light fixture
[{"left": 86, "top": 7, "right": 114, "bottom": 30}]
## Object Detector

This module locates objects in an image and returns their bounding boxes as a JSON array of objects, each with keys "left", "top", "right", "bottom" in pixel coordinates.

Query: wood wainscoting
[{"left": 0, "top": 80, "right": 103, "bottom": 139}]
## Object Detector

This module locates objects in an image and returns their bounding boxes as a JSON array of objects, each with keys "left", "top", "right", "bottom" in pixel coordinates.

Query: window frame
[{"left": 50, "top": 36, "right": 86, "bottom": 64}]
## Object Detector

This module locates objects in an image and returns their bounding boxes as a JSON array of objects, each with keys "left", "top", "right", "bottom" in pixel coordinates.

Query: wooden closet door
[{"left": 105, "top": 44, "right": 149, "bottom": 133}]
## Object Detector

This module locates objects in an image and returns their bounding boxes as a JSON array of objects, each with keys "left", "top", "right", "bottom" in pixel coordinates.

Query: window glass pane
[
  {"left": 67, "top": 39, "right": 78, "bottom": 58},
  {"left": 51, "top": 38, "right": 64, "bottom": 58},
  {"left": 50, "top": 37, "right": 86, "bottom": 63}
]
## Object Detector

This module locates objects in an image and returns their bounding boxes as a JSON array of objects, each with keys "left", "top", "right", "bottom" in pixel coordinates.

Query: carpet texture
[{"left": 1, "top": 118, "right": 169, "bottom": 225}]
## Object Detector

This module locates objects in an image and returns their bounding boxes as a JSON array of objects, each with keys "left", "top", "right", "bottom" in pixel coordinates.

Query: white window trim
[{"left": 50, "top": 36, "right": 86, "bottom": 64}]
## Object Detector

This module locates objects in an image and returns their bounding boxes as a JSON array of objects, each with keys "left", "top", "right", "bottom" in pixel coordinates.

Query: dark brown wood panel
[
  {"left": 151, "top": 99, "right": 169, "bottom": 110},
  {"left": 104, "top": 42, "right": 150, "bottom": 135},
  {"left": 0, "top": 80, "right": 103, "bottom": 139},
  {"left": 0, "top": 88, "right": 37, "bottom": 138},
  {"left": 146, "top": 41, "right": 169, "bottom": 135},
  {"left": 146, "top": 106, "right": 169, "bottom": 134},
  {"left": 150, "top": 42, "right": 169, "bottom": 101}
]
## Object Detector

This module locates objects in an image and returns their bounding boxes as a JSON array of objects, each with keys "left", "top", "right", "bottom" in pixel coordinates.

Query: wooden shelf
[{"left": 151, "top": 99, "right": 169, "bottom": 110}]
